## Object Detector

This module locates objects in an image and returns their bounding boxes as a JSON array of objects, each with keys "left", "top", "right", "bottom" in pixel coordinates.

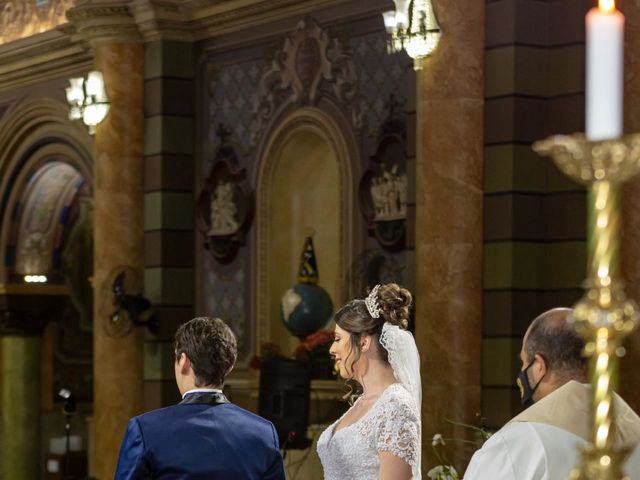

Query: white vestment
[{"left": 464, "top": 381, "right": 640, "bottom": 480}]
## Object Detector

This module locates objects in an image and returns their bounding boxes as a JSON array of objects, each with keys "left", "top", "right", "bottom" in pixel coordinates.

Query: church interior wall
[
  {"left": 481, "top": 0, "right": 589, "bottom": 427},
  {"left": 4, "top": 0, "right": 640, "bottom": 477},
  {"left": 141, "top": 38, "right": 197, "bottom": 412},
  {"left": 195, "top": 4, "right": 415, "bottom": 391},
  {"left": 186, "top": 9, "right": 416, "bottom": 474}
]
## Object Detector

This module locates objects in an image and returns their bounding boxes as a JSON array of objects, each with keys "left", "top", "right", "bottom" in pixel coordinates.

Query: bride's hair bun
[{"left": 377, "top": 283, "right": 412, "bottom": 329}]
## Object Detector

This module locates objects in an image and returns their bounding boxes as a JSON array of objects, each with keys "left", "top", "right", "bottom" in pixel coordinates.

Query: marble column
[
  {"left": 0, "top": 336, "right": 41, "bottom": 480},
  {"left": 67, "top": 4, "right": 145, "bottom": 477},
  {"left": 0, "top": 287, "right": 65, "bottom": 480},
  {"left": 413, "top": 0, "right": 485, "bottom": 471},
  {"left": 620, "top": 1, "right": 640, "bottom": 414},
  {"left": 92, "top": 43, "right": 145, "bottom": 479}
]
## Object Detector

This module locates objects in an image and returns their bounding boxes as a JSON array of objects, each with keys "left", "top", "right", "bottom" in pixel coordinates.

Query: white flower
[
  {"left": 427, "top": 466, "right": 445, "bottom": 479},
  {"left": 427, "top": 465, "right": 458, "bottom": 480},
  {"left": 432, "top": 433, "right": 445, "bottom": 446}
]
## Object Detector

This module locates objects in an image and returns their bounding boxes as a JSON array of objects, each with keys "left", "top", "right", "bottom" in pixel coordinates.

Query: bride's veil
[{"left": 380, "top": 321, "right": 422, "bottom": 479}]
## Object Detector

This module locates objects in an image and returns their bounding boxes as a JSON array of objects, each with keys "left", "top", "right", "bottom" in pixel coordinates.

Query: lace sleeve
[{"left": 374, "top": 394, "right": 421, "bottom": 467}]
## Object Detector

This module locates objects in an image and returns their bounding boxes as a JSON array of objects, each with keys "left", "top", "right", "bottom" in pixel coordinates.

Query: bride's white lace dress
[{"left": 317, "top": 383, "right": 421, "bottom": 479}]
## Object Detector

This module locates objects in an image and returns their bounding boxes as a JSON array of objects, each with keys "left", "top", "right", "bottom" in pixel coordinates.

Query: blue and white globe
[{"left": 280, "top": 283, "right": 333, "bottom": 338}]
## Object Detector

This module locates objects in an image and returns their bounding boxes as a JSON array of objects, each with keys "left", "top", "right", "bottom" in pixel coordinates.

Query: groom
[{"left": 114, "top": 316, "right": 285, "bottom": 479}]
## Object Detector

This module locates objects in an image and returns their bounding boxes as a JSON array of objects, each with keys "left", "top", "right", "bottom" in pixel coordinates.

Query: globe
[{"left": 280, "top": 283, "right": 333, "bottom": 338}]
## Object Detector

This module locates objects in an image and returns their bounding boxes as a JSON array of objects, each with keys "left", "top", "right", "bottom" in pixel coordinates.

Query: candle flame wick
[{"left": 599, "top": 0, "right": 616, "bottom": 13}]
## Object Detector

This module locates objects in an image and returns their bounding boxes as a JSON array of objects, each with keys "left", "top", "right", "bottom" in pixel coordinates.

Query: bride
[{"left": 317, "top": 283, "right": 422, "bottom": 479}]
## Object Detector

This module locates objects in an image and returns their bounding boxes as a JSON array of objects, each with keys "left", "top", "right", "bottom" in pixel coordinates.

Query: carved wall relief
[
  {"left": 197, "top": 125, "right": 254, "bottom": 263},
  {"left": 252, "top": 16, "right": 362, "bottom": 146},
  {"left": 359, "top": 97, "right": 408, "bottom": 250}
]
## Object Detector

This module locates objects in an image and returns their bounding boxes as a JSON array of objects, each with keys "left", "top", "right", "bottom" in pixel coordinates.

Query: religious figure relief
[
  {"left": 197, "top": 124, "right": 254, "bottom": 263},
  {"left": 21, "top": 231, "right": 50, "bottom": 273},
  {"left": 370, "top": 165, "right": 407, "bottom": 221},
  {"left": 208, "top": 181, "right": 239, "bottom": 236},
  {"left": 358, "top": 95, "right": 409, "bottom": 251}
]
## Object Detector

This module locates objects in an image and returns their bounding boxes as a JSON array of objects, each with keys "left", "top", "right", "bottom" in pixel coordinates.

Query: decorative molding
[
  {"left": 130, "top": 0, "right": 193, "bottom": 42},
  {"left": 0, "top": 0, "right": 387, "bottom": 94},
  {"left": 0, "top": 284, "right": 68, "bottom": 295},
  {"left": 251, "top": 17, "right": 361, "bottom": 146},
  {"left": 133, "top": 0, "right": 365, "bottom": 43},
  {"left": 0, "top": 29, "right": 92, "bottom": 93},
  {"left": 190, "top": 0, "right": 355, "bottom": 41},
  {"left": 66, "top": 1, "right": 141, "bottom": 44},
  {"left": 0, "top": 0, "right": 387, "bottom": 59}
]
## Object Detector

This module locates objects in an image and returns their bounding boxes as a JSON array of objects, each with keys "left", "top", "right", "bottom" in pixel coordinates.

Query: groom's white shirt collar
[{"left": 182, "top": 388, "right": 223, "bottom": 399}]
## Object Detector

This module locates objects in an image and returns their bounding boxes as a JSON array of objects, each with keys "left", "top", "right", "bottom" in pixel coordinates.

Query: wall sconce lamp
[
  {"left": 382, "top": 0, "right": 442, "bottom": 71},
  {"left": 66, "top": 70, "right": 110, "bottom": 134}
]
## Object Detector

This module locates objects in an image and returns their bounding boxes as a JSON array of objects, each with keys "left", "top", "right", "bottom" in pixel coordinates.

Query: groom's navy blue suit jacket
[{"left": 114, "top": 391, "right": 285, "bottom": 480}]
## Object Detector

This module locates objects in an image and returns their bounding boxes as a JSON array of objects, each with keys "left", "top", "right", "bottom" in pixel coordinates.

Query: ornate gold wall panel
[{"left": 0, "top": 0, "right": 75, "bottom": 45}]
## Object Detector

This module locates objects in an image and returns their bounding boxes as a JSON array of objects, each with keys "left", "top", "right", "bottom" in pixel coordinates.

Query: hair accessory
[{"left": 365, "top": 284, "right": 381, "bottom": 319}]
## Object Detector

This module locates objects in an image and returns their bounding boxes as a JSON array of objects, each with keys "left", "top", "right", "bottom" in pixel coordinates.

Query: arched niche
[
  {"left": 12, "top": 161, "right": 84, "bottom": 280},
  {"left": 254, "top": 106, "right": 360, "bottom": 354},
  {"left": 0, "top": 97, "right": 95, "bottom": 404},
  {"left": 0, "top": 96, "right": 93, "bottom": 283}
]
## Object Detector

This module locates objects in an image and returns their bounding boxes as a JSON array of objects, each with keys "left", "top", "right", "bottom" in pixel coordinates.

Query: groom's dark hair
[{"left": 175, "top": 317, "right": 237, "bottom": 387}]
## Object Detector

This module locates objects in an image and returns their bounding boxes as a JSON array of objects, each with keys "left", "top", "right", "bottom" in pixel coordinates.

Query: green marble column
[{"left": 0, "top": 336, "right": 41, "bottom": 480}]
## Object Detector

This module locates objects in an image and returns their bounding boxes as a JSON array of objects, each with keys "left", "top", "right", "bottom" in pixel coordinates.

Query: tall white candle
[{"left": 586, "top": 0, "right": 624, "bottom": 141}]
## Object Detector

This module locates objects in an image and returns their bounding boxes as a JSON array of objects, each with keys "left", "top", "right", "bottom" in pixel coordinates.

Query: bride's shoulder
[
  {"left": 384, "top": 383, "right": 413, "bottom": 401},
  {"left": 379, "top": 384, "right": 418, "bottom": 415},
  {"left": 365, "top": 384, "right": 420, "bottom": 442}
]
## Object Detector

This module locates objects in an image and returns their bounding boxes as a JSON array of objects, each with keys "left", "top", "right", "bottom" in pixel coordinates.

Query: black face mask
[{"left": 516, "top": 359, "right": 544, "bottom": 407}]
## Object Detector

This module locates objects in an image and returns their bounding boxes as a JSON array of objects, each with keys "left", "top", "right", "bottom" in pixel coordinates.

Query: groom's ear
[{"left": 179, "top": 353, "right": 192, "bottom": 375}]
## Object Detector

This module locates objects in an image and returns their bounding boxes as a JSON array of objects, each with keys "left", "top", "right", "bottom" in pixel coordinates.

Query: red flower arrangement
[
  {"left": 250, "top": 331, "right": 336, "bottom": 378},
  {"left": 249, "top": 342, "right": 285, "bottom": 370},
  {"left": 293, "top": 330, "right": 335, "bottom": 361}
]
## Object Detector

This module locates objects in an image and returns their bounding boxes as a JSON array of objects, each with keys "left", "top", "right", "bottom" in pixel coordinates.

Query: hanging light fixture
[
  {"left": 383, "top": 0, "right": 442, "bottom": 70},
  {"left": 65, "top": 70, "right": 110, "bottom": 134}
]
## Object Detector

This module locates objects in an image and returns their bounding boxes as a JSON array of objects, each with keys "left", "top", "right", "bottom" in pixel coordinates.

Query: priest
[{"left": 465, "top": 308, "right": 640, "bottom": 479}]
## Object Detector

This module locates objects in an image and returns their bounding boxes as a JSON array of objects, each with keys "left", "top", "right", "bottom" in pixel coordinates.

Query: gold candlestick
[{"left": 533, "top": 133, "right": 640, "bottom": 480}]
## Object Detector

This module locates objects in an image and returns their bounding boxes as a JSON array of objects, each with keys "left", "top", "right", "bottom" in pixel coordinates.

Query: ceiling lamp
[
  {"left": 383, "top": 0, "right": 442, "bottom": 70},
  {"left": 66, "top": 70, "right": 110, "bottom": 134}
]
